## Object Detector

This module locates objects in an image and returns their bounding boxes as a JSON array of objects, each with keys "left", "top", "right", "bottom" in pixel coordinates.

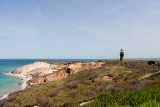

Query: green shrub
[
  {"left": 81, "top": 80, "right": 92, "bottom": 85},
  {"left": 3, "top": 102, "right": 14, "bottom": 107},
  {"left": 36, "top": 96, "right": 50, "bottom": 106},
  {"left": 66, "top": 81, "right": 78, "bottom": 89},
  {"left": 62, "top": 98, "right": 74, "bottom": 106},
  {"left": 47, "top": 88, "right": 58, "bottom": 97},
  {"left": 85, "top": 88, "right": 160, "bottom": 107},
  {"left": 69, "top": 90, "right": 80, "bottom": 96},
  {"left": 82, "top": 90, "right": 95, "bottom": 97}
]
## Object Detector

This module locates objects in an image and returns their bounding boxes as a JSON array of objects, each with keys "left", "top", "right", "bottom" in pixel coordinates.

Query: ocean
[
  {"left": 0, "top": 59, "right": 102, "bottom": 94},
  {"left": 0, "top": 58, "right": 159, "bottom": 98}
]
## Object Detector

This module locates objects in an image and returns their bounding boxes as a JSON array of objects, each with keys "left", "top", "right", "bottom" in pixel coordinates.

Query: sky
[{"left": 0, "top": 0, "right": 160, "bottom": 59}]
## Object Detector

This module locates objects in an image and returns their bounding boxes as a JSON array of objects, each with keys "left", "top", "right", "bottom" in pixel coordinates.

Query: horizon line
[{"left": 0, "top": 58, "right": 160, "bottom": 59}]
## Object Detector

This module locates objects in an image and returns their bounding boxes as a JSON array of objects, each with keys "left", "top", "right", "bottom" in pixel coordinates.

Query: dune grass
[{"left": 85, "top": 88, "right": 160, "bottom": 107}]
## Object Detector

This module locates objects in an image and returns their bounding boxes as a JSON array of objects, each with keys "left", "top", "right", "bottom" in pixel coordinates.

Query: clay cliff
[{"left": 11, "top": 61, "right": 105, "bottom": 85}]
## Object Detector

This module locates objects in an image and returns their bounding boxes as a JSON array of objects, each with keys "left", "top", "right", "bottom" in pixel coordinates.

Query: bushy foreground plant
[
  {"left": 66, "top": 81, "right": 79, "bottom": 89},
  {"left": 85, "top": 88, "right": 160, "bottom": 107},
  {"left": 47, "top": 88, "right": 59, "bottom": 97},
  {"left": 36, "top": 96, "right": 50, "bottom": 106}
]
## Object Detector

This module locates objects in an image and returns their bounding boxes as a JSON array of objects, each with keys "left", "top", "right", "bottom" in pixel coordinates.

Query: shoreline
[{"left": 0, "top": 72, "right": 28, "bottom": 100}]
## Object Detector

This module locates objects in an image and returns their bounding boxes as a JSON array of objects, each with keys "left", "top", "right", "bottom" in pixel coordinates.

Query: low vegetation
[
  {"left": 39, "top": 60, "right": 66, "bottom": 65},
  {"left": 0, "top": 60, "right": 160, "bottom": 107},
  {"left": 85, "top": 88, "right": 160, "bottom": 107}
]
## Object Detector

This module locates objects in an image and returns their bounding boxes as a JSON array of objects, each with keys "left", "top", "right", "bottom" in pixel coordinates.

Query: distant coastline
[{"left": 0, "top": 58, "right": 159, "bottom": 61}]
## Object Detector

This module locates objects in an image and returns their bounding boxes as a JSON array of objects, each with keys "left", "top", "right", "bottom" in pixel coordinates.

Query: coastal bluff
[
  {"left": 3, "top": 60, "right": 160, "bottom": 106},
  {"left": 10, "top": 61, "right": 105, "bottom": 85}
]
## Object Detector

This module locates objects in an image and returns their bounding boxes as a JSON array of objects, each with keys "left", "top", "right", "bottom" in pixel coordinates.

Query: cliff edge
[
  {"left": 2, "top": 60, "right": 160, "bottom": 106},
  {"left": 10, "top": 61, "right": 105, "bottom": 85}
]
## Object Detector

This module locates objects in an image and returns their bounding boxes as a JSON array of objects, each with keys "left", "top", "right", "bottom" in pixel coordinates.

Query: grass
[
  {"left": 139, "top": 100, "right": 160, "bottom": 107},
  {"left": 85, "top": 88, "right": 160, "bottom": 107}
]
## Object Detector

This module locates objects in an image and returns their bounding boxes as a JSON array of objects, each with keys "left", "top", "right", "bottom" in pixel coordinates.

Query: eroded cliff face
[
  {"left": 12, "top": 61, "right": 53, "bottom": 79},
  {"left": 11, "top": 61, "right": 105, "bottom": 85}
]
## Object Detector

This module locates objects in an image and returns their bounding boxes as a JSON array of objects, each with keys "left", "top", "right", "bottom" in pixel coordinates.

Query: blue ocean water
[
  {"left": 0, "top": 59, "right": 103, "bottom": 91},
  {"left": 0, "top": 58, "right": 159, "bottom": 92},
  {"left": 0, "top": 59, "right": 36, "bottom": 91}
]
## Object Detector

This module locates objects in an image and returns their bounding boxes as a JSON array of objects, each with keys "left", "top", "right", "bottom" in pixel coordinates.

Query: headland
[{"left": 0, "top": 60, "right": 160, "bottom": 106}]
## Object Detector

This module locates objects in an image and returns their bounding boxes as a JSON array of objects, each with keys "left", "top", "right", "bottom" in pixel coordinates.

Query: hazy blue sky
[{"left": 0, "top": 0, "right": 160, "bottom": 59}]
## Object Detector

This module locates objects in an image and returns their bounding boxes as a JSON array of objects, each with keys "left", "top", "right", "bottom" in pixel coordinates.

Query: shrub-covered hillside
[{"left": 1, "top": 60, "right": 160, "bottom": 107}]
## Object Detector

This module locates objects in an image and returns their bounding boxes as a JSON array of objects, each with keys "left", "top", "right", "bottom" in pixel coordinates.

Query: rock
[
  {"left": 148, "top": 61, "right": 155, "bottom": 65},
  {"left": 18, "top": 83, "right": 22, "bottom": 85},
  {"left": 103, "top": 76, "right": 113, "bottom": 81},
  {"left": 80, "top": 100, "right": 94, "bottom": 106}
]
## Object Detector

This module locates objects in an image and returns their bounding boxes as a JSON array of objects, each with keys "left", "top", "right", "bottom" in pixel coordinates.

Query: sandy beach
[{"left": 0, "top": 73, "right": 28, "bottom": 100}]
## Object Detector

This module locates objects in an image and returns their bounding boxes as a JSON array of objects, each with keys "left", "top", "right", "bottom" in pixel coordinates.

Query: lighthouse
[{"left": 120, "top": 49, "right": 124, "bottom": 61}]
